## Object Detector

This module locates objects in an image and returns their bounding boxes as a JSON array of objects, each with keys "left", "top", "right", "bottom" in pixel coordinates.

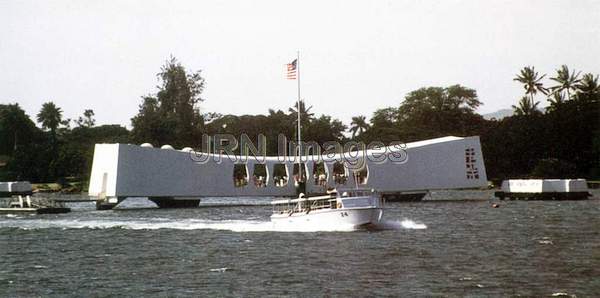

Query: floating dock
[
  {"left": 0, "top": 181, "right": 71, "bottom": 214},
  {"left": 494, "top": 179, "right": 591, "bottom": 200}
]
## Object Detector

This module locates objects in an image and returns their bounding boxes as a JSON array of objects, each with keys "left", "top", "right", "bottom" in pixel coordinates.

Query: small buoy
[
  {"left": 161, "top": 144, "right": 175, "bottom": 150},
  {"left": 181, "top": 147, "right": 193, "bottom": 152},
  {"left": 140, "top": 143, "right": 153, "bottom": 148},
  {"left": 492, "top": 203, "right": 500, "bottom": 208}
]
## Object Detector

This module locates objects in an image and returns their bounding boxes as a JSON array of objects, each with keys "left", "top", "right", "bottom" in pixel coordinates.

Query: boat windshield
[
  {"left": 271, "top": 194, "right": 338, "bottom": 214},
  {"left": 339, "top": 189, "right": 376, "bottom": 198}
]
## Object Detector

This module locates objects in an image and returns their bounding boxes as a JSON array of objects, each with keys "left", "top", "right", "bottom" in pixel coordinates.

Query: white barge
[{"left": 494, "top": 179, "right": 592, "bottom": 200}]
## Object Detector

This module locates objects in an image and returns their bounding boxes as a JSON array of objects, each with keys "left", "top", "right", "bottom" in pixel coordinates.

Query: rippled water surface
[{"left": 1, "top": 190, "right": 599, "bottom": 297}]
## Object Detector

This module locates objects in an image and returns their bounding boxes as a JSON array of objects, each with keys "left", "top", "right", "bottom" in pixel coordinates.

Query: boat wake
[
  {"left": 378, "top": 219, "right": 428, "bottom": 230},
  {"left": 0, "top": 218, "right": 355, "bottom": 232},
  {"left": 0, "top": 218, "right": 427, "bottom": 232}
]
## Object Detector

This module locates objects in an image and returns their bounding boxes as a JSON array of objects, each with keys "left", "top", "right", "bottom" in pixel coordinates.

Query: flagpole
[{"left": 296, "top": 50, "right": 302, "bottom": 182}]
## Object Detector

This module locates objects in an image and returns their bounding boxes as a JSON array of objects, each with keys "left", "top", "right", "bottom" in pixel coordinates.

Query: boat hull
[{"left": 271, "top": 207, "right": 383, "bottom": 230}]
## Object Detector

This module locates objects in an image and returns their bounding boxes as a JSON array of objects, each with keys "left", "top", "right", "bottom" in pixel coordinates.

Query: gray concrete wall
[{"left": 88, "top": 136, "right": 488, "bottom": 198}]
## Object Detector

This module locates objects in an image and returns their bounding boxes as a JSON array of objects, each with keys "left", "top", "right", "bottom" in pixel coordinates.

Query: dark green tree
[
  {"left": 131, "top": 57, "right": 206, "bottom": 148},
  {"left": 514, "top": 66, "right": 548, "bottom": 101},
  {"left": 512, "top": 96, "right": 541, "bottom": 116},
  {"left": 396, "top": 85, "right": 483, "bottom": 140},
  {"left": 288, "top": 100, "right": 314, "bottom": 129},
  {"left": 549, "top": 65, "right": 580, "bottom": 100},
  {"left": 56, "top": 124, "right": 130, "bottom": 180},
  {"left": 360, "top": 107, "right": 403, "bottom": 143},
  {"left": 546, "top": 92, "right": 566, "bottom": 112},
  {"left": 349, "top": 115, "right": 369, "bottom": 139},
  {"left": 574, "top": 73, "right": 600, "bottom": 102},
  {"left": 36, "top": 101, "right": 63, "bottom": 144},
  {"left": 76, "top": 109, "right": 96, "bottom": 127},
  {"left": 513, "top": 66, "right": 548, "bottom": 116},
  {"left": 0, "top": 104, "right": 53, "bottom": 181},
  {"left": 305, "top": 115, "right": 347, "bottom": 144},
  {"left": 0, "top": 104, "right": 38, "bottom": 155}
]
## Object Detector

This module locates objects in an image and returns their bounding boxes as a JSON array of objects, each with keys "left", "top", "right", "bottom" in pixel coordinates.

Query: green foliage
[
  {"left": 512, "top": 66, "right": 549, "bottom": 117},
  {"left": 55, "top": 125, "right": 130, "bottom": 179},
  {"left": 549, "top": 65, "right": 580, "bottom": 100},
  {"left": 546, "top": 92, "right": 566, "bottom": 112},
  {"left": 131, "top": 56, "right": 205, "bottom": 148},
  {"left": 574, "top": 73, "right": 600, "bottom": 102},
  {"left": 512, "top": 96, "right": 541, "bottom": 116},
  {"left": 488, "top": 65, "right": 600, "bottom": 180},
  {"left": 0, "top": 102, "right": 130, "bottom": 182},
  {"left": 36, "top": 102, "right": 63, "bottom": 133},
  {"left": 514, "top": 66, "right": 548, "bottom": 100},
  {"left": 305, "top": 115, "right": 346, "bottom": 144},
  {"left": 395, "top": 84, "right": 485, "bottom": 141},
  {"left": 350, "top": 115, "right": 369, "bottom": 139},
  {"left": 360, "top": 107, "right": 403, "bottom": 144},
  {"left": 288, "top": 100, "right": 314, "bottom": 130},
  {"left": 481, "top": 115, "right": 548, "bottom": 179},
  {"left": 203, "top": 101, "right": 346, "bottom": 155},
  {"left": 76, "top": 109, "right": 96, "bottom": 127},
  {"left": 0, "top": 104, "right": 38, "bottom": 156},
  {"left": 5, "top": 129, "right": 54, "bottom": 182},
  {"left": 531, "top": 158, "right": 577, "bottom": 178}
]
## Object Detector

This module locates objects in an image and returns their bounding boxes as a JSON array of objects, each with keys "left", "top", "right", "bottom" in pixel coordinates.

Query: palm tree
[
  {"left": 514, "top": 66, "right": 549, "bottom": 99},
  {"left": 288, "top": 100, "right": 314, "bottom": 127},
  {"left": 37, "top": 102, "right": 63, "bottom": 142},
  {"left": 546, "top": 92, "right": 565, "bottom": 112},
  {"left": 512, "top": 96, "right": 541, "bottom": 116},
  {"left": 514, "top": 66, "right": 548, "bottom": 116},
  {"left": 350, "top": 115, "right": 369, "bottom": 138},
  {"left": 549, "top": 65, "right": 580, "bottom": 100},
  {"left": 575, "top": 73, "right": 600, "bottom": 101}
]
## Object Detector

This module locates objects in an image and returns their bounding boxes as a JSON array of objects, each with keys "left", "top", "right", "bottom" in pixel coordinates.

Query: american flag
[{"left": 286, "top": 59, "right": 297, "bottom": 80}]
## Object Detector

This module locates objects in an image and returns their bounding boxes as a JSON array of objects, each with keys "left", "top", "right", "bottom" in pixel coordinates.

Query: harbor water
[{"left": 1, "top": 190, "right": 599, "bottom": 297}]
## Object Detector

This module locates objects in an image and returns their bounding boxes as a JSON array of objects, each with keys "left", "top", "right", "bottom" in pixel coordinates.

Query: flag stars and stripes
[{"left": 286, "top": 59, "right": 297, "bottom": 80}]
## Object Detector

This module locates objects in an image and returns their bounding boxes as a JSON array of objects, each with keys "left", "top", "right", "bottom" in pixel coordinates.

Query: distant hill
[
  {"left": 481, "top": 106, "right": 548, "bottom": 120},
  {"left": 482, "top": 109, "right": 513, "bottom": 120}
]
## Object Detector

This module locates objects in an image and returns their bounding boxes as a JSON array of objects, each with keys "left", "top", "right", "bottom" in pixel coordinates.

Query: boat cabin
[{"left": 271, "top": 188, "right": 380, "bottom": 214}]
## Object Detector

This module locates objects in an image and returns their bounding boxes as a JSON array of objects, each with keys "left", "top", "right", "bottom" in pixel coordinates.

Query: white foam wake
[
  {"left": 0, "top": 218, "right": 359, "bottom": 232},
  {"left": 378, "top": 219, "right": 428, "bottom": 230},
  {"left": 0, "top": 218, "right": 427, "bottom": 232}
]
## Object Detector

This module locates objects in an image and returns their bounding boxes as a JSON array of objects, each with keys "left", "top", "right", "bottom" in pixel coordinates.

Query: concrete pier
[{"left": 95, "top": 197, "right": 125, "bottom": 210}]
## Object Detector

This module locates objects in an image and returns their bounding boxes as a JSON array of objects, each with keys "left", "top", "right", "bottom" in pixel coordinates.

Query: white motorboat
[
  {"left": 270, "top": 60, "right": 383, "bottom": 230},
  {"left": 270, "top": 189, "right": 384, "bottom": 230}
]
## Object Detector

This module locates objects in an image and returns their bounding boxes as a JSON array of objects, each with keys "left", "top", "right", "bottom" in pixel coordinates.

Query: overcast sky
[{"left": 1, "top": 0, "right": 599, "bottom": 128}]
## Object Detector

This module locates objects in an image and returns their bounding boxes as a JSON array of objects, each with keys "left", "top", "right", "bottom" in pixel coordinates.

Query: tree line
[{"left": 0, "top": 58, "right": 598, "bottom": 187}]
